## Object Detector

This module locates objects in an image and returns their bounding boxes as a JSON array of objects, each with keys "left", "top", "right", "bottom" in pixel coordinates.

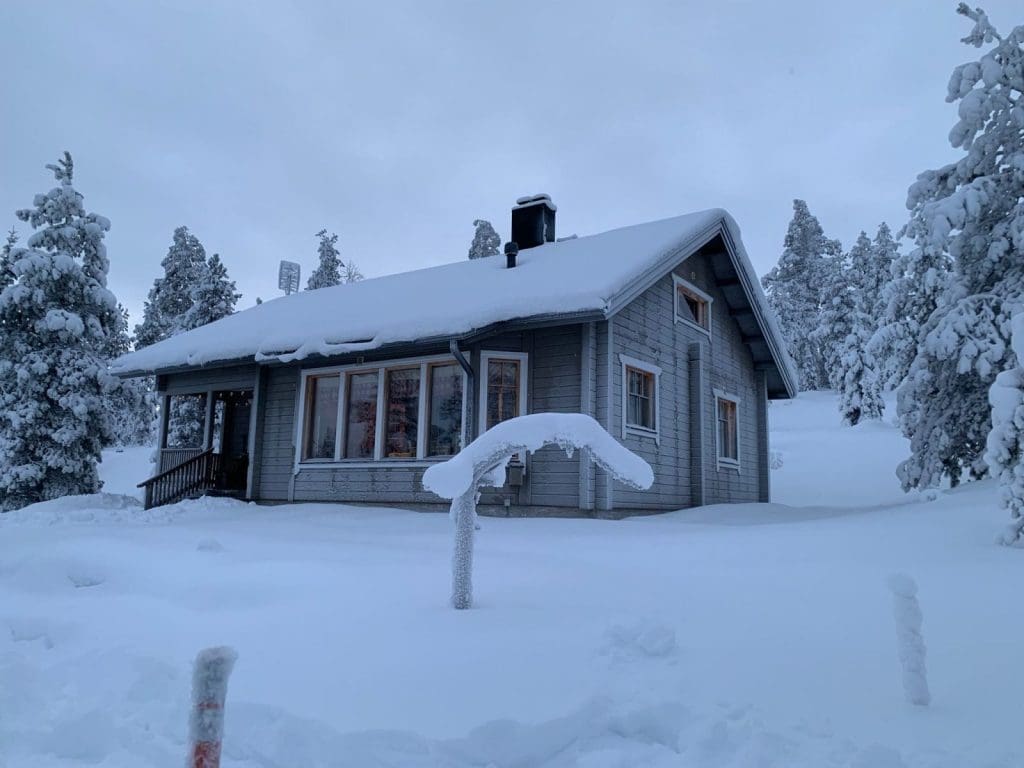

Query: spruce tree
[
  {"left": 761, "top": 200, "right": 842, "bottom": 390},
  {"left": 184, "top": 253, "right": 239, "bottom": 330},
  {"left": 468, "top": 219, "right": 501, "bottom": 260},
  {"left": 0, "top": 153, "right": 119, "bottom": 509},
  {"left": 103, "top": 305, "right": 154, "bottom": 447},
  {"left": 0, "top": 228, "right": 17, "bottom": 291},
  {"left": 896, "top": 5, "right": 1024, "bottom": 490},
  {"left": 986, "top": 313, "right": 1024, "bottom": 546},
  {"left": 135, "top": 226, "right": 209, "bottom": 348},
  {"left": 306, "top": 229, "right": 343, "bottom": 290}
]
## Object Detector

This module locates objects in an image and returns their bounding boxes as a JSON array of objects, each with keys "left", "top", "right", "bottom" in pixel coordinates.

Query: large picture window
[
  {"left": 427, "top": 363, "right": 463, "bottom": 456},
  {"left": 297, "top": 355, "right": 466, "bottom": 464},
  {"left": 304, "top": 375, "right": 340, "bottom": 460},
  {"left": 385, "top": 367, "right": 420, "bottom": 458},
  {"left": 344, "top": 371, "right": 379, "bottom": 459}
]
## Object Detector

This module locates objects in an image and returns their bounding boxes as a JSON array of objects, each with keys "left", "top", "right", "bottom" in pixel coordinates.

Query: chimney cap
[{"left": 514, "top": 193, "right": 557, "bottom": 212}]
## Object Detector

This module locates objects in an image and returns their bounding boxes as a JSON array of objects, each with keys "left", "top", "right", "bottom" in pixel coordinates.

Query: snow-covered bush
[
  {"left": 887, "top": 574, "right": 930, "bottom": 706},
  {"left": 986, "top": 313, "right": 1024, "bottom": 546},
  {"left": 423, "top": 413, "right": 653, "bottom": 609}
]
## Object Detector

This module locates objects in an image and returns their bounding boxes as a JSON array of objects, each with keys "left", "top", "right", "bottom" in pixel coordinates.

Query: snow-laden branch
[
  {"left": 423, "top": 413, "right": 654, "bottom": 609},
  {"left": 423, "top": 413, "right": 654, "bottom": 500}
]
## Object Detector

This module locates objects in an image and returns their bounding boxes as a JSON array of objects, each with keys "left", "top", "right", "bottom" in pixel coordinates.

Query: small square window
[{"left": 674, "top": 277, "right": 711, "bottom": 332}]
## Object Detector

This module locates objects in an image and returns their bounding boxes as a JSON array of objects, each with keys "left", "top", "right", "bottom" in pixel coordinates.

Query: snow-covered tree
[
  {"left": 838, "top": 312, "right": 885, "bottom": 426},
  {"left": 306, "top": 229, "right": 343, "bottom": 290},
  {"left": 342, "top": 260, "right": 364, "bottom": 283},
  {"left": 183, "top": 253, "right": 239, "bottom": 331},
  {"left": 0, "top": 153, "right": 119, "bottom": 510},
  {"left": 896, "top": 5, "right": 1024, "bottom": 491},
  {"left": 0, "top": 228, "right": 17, "bottom": 291},
  {"left": 762, "top": 200, "right": 843, "bottom": 390},
  {"left": 423, "top": 413, "right": 653, "bottom": 609},
  {"left": 135, "top": 226, "right": 209, "bottom": 348},
  {"left": 986, "top": 313, "right": 1024, "bottom": 546},
  {"left": 468, "top": 219, "right": 501, "bottom": 260},
  {"left": 99, "top": 304, "right": 154, "bottom": 447}
]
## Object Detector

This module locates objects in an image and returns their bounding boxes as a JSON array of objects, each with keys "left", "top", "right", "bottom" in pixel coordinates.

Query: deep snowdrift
[{"left": 1, "top": 394, "right": 1020, "bottom": 767}]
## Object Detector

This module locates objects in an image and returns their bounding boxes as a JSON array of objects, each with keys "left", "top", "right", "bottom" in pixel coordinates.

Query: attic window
[{"left": 673, "top": 275, "right": 712, "bottom": 334}]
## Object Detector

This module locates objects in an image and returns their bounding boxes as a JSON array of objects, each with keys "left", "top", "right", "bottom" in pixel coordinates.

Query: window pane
[
  {"left": 385, "top": 367, "right": 420, "bottom": 458},
  {"left": 166, "top": 393, "right": 208, "bottom": 448},
  {"left": 428, "top": 364, "right": 463, "bottom": 456},
  {"left": 486, "top": 359, "right": 520, "bottom": 429},
  {"left": 678, "top": 286, "right": 708, "bottom": 330},
  {"left": 344, "top": 372, "right": 379, "bottom": 459},
  {"left": 718, "top": 399, "right": 738, "bottom": 460},
  {"left": 304, "top": 376, "right": 340, "bottom": 459},
  {"left": 625, "top": 368, "right": 655, "bottom": 429}
]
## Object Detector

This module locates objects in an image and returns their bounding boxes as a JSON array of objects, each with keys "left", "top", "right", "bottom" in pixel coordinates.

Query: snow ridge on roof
[{"left": 111, "top": 208, "right": 796, "bottom": 395}]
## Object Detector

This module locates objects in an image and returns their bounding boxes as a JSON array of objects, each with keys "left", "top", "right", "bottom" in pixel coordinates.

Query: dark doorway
[{"left": 212, "top": 389, "right": 253, "bottom": 494}]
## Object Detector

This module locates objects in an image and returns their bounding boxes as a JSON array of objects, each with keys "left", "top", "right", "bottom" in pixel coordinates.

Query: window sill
[
  {"left": 625, "top": 425, "right": 660, "bottom": 443},
  {"left": 716, "top": 458, "right": 740, "bottom": 471},
  {"left": 296, "top": 458, "right": 448, "bottom": 469},
  {"left": 674, "top": 316, "right": 711, "bottom": 337}
]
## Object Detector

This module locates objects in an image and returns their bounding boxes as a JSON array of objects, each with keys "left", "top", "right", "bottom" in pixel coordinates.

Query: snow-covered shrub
[
  {"left": 985, "top": 313, "right": 1024, "bottom": 546},
  {"left": 423, "top": 413, "right": 653, "bottom": 609},
  {"left": 887, "top": 574, "right": 930, "bottom": 706}
]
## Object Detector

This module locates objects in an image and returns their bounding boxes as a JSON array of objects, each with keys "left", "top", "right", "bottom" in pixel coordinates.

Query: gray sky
[{"left": 2, "top": 1, "right": 1017, "bottom": 327}]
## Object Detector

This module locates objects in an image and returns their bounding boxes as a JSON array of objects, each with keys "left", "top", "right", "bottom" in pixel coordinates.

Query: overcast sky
[{"left": 2, "top": 1, "right": 1017, "bottom": 326}]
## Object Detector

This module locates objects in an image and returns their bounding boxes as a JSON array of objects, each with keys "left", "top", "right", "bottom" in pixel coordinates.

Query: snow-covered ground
[{"left": 2, "top": 394, "right": 1020, "bottom": 767}]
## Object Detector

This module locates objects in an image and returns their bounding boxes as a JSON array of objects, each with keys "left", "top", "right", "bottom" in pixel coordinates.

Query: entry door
[{"left": 217, "top": 390, "right": 253, "bottom": 491}]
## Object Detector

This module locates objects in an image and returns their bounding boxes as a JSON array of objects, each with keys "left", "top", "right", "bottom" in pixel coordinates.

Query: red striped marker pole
[{"left": 188, "top": 646, "right": 238, "bottom": 768}]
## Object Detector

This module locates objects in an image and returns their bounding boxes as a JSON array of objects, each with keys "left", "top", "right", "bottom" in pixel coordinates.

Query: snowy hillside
[{"left": 1, "top": 393, "right": 1020, "bottom": 767}]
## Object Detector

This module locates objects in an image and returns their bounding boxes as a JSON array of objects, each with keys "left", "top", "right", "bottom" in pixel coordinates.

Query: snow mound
[
  {"left": 601, "top": 619, "right": 678, "bottom": 662},
  {"left": 0, "top": 493, "right": 250, "bottom": 527}
]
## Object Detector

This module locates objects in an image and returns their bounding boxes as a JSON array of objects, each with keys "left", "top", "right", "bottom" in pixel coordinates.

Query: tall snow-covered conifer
[
  {"left": 0, "top": 228, "right": 17, "bottom": 291},
  {"left": 468, "top": 219, "right": 501, "bottom": 260},
  {"left": 306, "top": 229, "right": 343, "bottom": 290},
  {"left": 761, "top": 200, "right": 842, "bottom": 390},
  {"left": 0, "top": 153, "right": 119, "bottom": 509},
  {"left": 986, "top": 314, "right": 1024, "bottom": 546},
  {"left": 135, "top": 226, "right": 210, "bottom": 348},
  {"left": 184, "top": 253, "right": 239, "bottom": 330},
  {"left": 896, "top": 5, "right": 1024, "bottom": 490}
]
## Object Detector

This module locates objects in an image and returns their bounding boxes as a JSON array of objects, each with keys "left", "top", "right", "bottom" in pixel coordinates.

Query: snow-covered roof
[{"left": 112, "top": 208, "right": 798, "bottom": 397}]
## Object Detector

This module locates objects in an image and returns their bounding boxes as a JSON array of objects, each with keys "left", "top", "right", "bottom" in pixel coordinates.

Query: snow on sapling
[
  {"left": 0, "top": 153, "right": 120, "bottom": 510},
  {"left": 985, "top": 313, "right": 1024, "bottom": 546},
  {"left": 342, "top": 260, "right": 364, "bottom": 283},
  {"left": 895, "top": 5, "right": 1024, "bottom": 491},
  {"left": 761, "top": 200, "right": 843, "bottom": 390},
  {"left": 423, "top": 413, "right": 653, "bottom": 609},
  {"left": 306, "top": 229, "right": 343, "bottom": 290},
  {"left": 886, "top": 574, "right": 930, "bottom": 706},
  {"left": 468, "top": 219, "right": 501, "bottom": 260}
]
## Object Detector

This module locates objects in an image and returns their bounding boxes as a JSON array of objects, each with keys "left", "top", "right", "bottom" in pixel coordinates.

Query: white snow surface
[
  {"left": 423, "top": 413, "right": 653, "bottom": 498},
  {"left": 110, "top": 210, "right": 795, "bottom": 394},
  {"left": 2, "top": 393, "right": 1022, "bottom": 766}
]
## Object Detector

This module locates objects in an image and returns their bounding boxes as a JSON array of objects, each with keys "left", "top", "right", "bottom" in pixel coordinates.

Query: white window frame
[
  {"left": 673, "top": 274, "right": 713, "bottom": 337},
  {"left": 714, "top": 388, "right": 741, "bottom": 470},
  {"left": 292, "top": 353, "right": 467, "bottom": 470},
  {"left": 620, "top": 354, "right": 661, "bottom": 444},
  {"left": 478, "top": 350, "right": 529, "bottom": 437}
]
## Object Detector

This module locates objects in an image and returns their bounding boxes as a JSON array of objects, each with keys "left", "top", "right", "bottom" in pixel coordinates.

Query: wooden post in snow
[{"left": 188, "top": 646, "right": 238, "bottom": 768}]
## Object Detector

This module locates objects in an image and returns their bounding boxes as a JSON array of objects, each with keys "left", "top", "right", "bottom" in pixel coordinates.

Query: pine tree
[
  {"left": 102, "top": 305, "right": 154, "bottom": 447},
  {"left": 183, "top": 253, "right": 239, "bottom": 330},
  {"left": 468, "top": 219, "right": 501, "bottom": 260},
  {"left": 135, "top": 226, "right": 209, "bottom": 348},
  {"left": 761, "top": 200, "right": 843, "bottom": 390},
  {"left": 838, "top": 306, "right": 885, "bottom": 426},
  {"left": 896, "top": 5, "right": 1024, "bottom": 491},
  {"left": 986, "top": 313, "right": 1024, "bottom": 546},
  {"left": 0, "top": 153, "right": 119, "bottom": 510},
  {"left": 0, "top": 228, "right": 17, "bottom": 291},
  {"left": 306, "top": 229, "right": 343, "bottom": 290}
]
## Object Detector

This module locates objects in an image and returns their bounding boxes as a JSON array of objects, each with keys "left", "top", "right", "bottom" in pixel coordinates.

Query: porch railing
[
  {"left": 138, "top": 448, "right": 222, "bottom": 510},
  {"left": 159, "top": 447, "right": 205, "bottom": 473}
]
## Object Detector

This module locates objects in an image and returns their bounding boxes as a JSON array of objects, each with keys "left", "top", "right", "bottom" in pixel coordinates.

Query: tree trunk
[{"left": 451, "top": 490, "right": 476, "bottom": 609}]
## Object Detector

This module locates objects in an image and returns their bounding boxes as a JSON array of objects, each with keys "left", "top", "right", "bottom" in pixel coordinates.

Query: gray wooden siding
[
  {"left": 679, "top": 254, "right": 762, "bottom": 505},
  {"left": 159, "top": 364, "right": 258, "bottom": 395},
  {"left": 528, "top": 324, "right": 581, "bottom": 508},
  {"left": 255, "top": 366, "right": 299, "bottom": 500}
]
